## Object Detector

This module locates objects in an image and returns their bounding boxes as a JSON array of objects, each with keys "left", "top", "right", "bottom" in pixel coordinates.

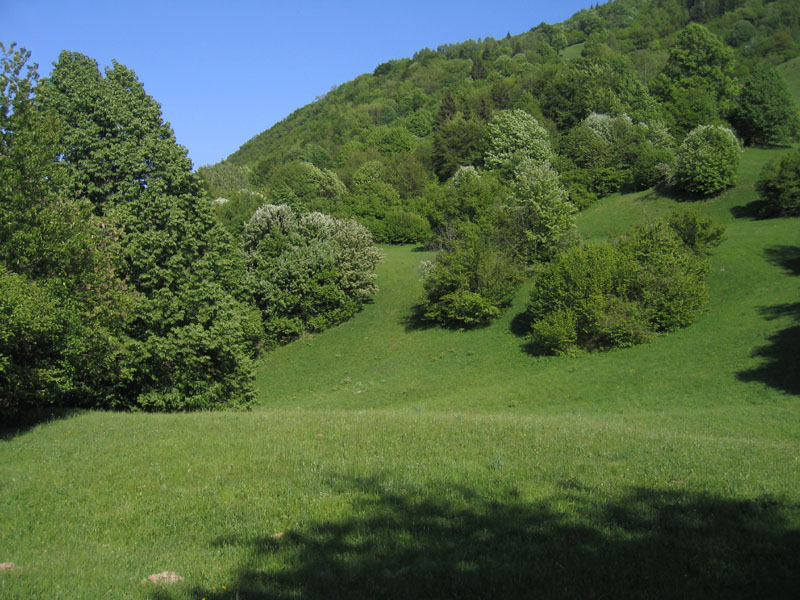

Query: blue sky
[{"left": 3, "top": 1, "right": 597, "bottom": 168}]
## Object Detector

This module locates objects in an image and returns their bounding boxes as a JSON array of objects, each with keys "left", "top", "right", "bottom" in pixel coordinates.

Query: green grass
[
  {"left": 561, "top": 42, "right": 585, "bottom": 59},
  {"left": 3, "top": 138, "right": 800, "bottom": 599},
  {"left": 777, "top": 54, "right": 800, "bottom": 100}
]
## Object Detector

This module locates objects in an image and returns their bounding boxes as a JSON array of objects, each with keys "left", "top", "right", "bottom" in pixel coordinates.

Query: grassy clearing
[
  {"left": 3, "top": 123, "right": 800, "bottom": 600},
  {"left": 1, "top": 410, "right": 798, "bottom": 599}
]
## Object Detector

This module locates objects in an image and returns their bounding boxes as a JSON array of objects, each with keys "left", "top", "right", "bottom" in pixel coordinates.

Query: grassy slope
[
  {"left": 254, "top": 148, "right": 798, "bottom": 424},
  {"left": 2, "top": 81, "right": 800, "bottom": 600}
]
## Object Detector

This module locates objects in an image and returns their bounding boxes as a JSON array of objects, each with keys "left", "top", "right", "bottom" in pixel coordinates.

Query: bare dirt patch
[{"left": 141, "top": 571, "right": 184, "bottom": 585}]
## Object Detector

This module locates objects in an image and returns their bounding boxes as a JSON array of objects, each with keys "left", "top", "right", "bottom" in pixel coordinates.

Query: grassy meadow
[{"left": 3, "top": 151, "right": 800, "bottom": 597}]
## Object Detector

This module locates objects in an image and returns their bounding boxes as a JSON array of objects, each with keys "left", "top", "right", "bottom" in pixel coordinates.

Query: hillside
[
  {"left": 2, "top": 140, "right": 798, "bottom": 600},
  {"left": 2, "top": 1, "right": 800, "bottom": 597},
  {"left": 253, "top": 145, "right": 799, "bottom": 414},
  {"left": 199, "top": 0, "right": 800, "bottom": 243}
]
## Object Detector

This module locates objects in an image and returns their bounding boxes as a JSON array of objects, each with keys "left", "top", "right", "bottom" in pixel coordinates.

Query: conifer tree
[{"left": 36, "top": 52, "right": 259, "bottom": 410}]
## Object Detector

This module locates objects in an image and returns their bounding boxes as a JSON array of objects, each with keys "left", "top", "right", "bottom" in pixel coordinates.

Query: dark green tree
[
  {"left": 432, "top": 113, "right": 486, "bottom": 181},
  {"left": 470, "top": 56, "right": 487, "bottom": 80},
  {"left": 651, "top": 23, "right": 737, "bottom": 133},
  {"left": 756, "top": 149, "right": 800, "bottom": 217},
  {"left": 731, "top": 63, "right": 800, "bottom": 146},
  {"left": 36, "top": 51, "right": 259, "bottom": 411},
  {"left": 1, "top": 43, "right": 132, "bottom": 413}
]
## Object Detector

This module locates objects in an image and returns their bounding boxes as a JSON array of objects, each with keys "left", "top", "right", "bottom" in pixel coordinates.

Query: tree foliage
[
  {"left": 673, "top": 125, "right": 741, "bottom": 196},
  {"left": 731, "top": 63, "right": 800, "bottom": 146},
  {"left": 34, "top": 51, "right": 259, "bottom": 411},
  {"left": 420, "top": 227, "right": 523, "bottom": 327},
  {"left": 242, "top": 205, "right": 381, "bottom": 345},
  {"left": 1, "top": 44, "right": 133, "bottom": 413},
  {"left": 484, "top": 109, "right": 555, "bottom": 173},
  {"left": 755, "top": 149, "right": 800, "bottom": 217},
  {"left": 651, "top": 23, "right": 737, "bottom": 133},
  {"left": 527, "top": 215, "right": 718, "bottom": 355}
]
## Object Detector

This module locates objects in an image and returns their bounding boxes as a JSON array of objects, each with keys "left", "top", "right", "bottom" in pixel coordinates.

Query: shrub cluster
[
  {"left": 527, "top": 210, "right": 723, "bottom": 355},
  {"left": 242, "top": 205, "right": 382, "bottom": 345},
  {"left": 755, "top": 149, "right": 800, "bottom": 217},
  {"left": 420, "top": 228, "right": 523, "bottom": 327}
]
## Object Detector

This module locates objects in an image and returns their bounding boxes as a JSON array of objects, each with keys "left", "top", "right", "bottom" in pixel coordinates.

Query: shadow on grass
[
  {"left": 730, "top": 199, "right": 771, "bottom": 220},
  {"left": 509, "top": 310, "right": 532, "bottom": 338},
  {"left": 765, "top": 245, "right": 800, "bottom": 276},
  {"left": 641, "top": 182, "right": 711, "bottom": 204},
  {"left": 0, "top": 406, "right": 82, "bottom": 440},
  {"left": 737, "top": 303, "right": 800, "bottom": 395},
  {"left": 151, "top": 476, "right": 800, "bottom": 600},
  {"left": 401, "top": 303, "right": 493, "bottom": 333},
  {"left": 401, "top": 303, "right": 438, "bottom": 332},
  {"left": 737, "top": 246, "right": 800, "bottom": 395}
]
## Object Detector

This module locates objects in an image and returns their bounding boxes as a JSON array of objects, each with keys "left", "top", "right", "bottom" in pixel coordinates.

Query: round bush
[
  {"left": 756, "top": 149, "right": 800, "bottom": 217},
  {"left": 673, "top": 125, "right": 741, "bottom": 196}
]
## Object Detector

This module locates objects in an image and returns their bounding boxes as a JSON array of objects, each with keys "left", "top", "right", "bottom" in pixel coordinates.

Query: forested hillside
[
  {"left": 201, "top": 0, "right": 800, "bottom": 334},
  {"left": 3, "top": 0, "right": 800, "bottom": 418},
  {"left": 202, "top": 0, "right": 800, "bottom": 224}
]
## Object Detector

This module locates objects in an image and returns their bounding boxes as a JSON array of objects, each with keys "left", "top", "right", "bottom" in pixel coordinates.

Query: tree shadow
[
  {"left": 764, "top": 245, "right": 800, "bottom": 276},
  {"left": 737, "top": 302, "right": 800, "bottom": 395},
  {"left": 401, "top": 303, "right": 439, "bottom": 332},
  {"left": 730, "top": 199, "right": 771, "bottom": 220},
  {"left": 151, "top": 476, "right": 800, "bottom": 600},
  {"left": 736, "top": 245, "right": 800, "bottom": 394},
  {"left": 0, "top": 406, "right": 82, "bottom": 441},
  {"left": 641, "top": 182, "right": 709, "bottom": 203},
  {"left": 401, "top": 303, "right": 494, "bottom": 333},
  {"left": 509, "top": 310, "right": 532, "bottom": 338}
]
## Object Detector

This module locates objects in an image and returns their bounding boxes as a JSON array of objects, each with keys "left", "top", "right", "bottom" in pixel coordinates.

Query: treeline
[
  {"left": 0, "top": 44, "right": 380, "bottom": 417},
  {"left": 201, "top": 0, "right": 800, "bottom": 233},
  {"left": 198, "top": 0, "right": 799, "bottom": 338}
]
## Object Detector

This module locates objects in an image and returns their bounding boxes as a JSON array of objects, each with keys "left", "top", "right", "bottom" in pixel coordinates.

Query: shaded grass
[{"left": 1, "top": 410, "right": 799, "bottom": 599}]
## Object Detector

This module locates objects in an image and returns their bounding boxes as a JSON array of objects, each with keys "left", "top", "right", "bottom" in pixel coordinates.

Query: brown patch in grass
[{"left": 141, "top": 571, "right": 184, "bottom": 585}]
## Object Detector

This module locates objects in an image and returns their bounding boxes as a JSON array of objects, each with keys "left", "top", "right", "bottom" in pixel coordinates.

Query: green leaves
[
  {"left": 731, "top": 63, "right": 800, "bottom": 146},
  {"left": 756, "top": 149, "right": 800, "bottom": 217},
  {"left": 527, "top": 216, "right": 715, "bottom": 355},
  {"left": 31, "top": 51, "right": 258, "bottom": 411},
  {"left": 673, "top": 125, "right": 741, "bottom": 196},
  {"left": 243, "top": 205, "right": 381, "bottom": 346}
]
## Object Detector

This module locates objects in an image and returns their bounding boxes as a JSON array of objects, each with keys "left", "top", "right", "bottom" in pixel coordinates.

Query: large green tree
[
  {"left": 1, "top": 44, "right": 132, "bottom": 413},
  {"left": 731, "top": 63, "right": 800, "bottom": 146},
  {"left": 651, "top": 23, "right": 737, "bottom": 134},
  {"left": 36, "top": 51, "right": 259, "bottom": 411}
]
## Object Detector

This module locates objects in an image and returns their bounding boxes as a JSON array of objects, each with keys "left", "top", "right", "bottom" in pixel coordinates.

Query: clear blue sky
[{"left": 2, "top": 0, "right": 596, "bottom": 168}]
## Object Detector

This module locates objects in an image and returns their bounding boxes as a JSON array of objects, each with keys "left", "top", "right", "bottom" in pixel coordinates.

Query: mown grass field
[{"left": 3, "top": 132, "right": 800, "bottom": 598}]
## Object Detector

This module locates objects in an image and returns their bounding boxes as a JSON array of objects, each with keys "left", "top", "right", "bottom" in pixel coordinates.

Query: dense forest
[{"left": 2, "top": 0, "right": 800, "bottom": 417}]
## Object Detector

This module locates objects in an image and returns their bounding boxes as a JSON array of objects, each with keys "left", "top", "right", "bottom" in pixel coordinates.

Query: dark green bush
[
  {"left": 527, "top": 218, "right": 713, "bottom": 355},
  {"left": 421, "top": 229, "right": 522, "bottom": 327},
  {"left": 380, "top": 210, "right": 432, "bottom": 244},
  {"left": 667, "top": 207, "right": 726, "bottom": 254},
  {"left": 755, "top": 150, "right": 800, "bottom": 217}
]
